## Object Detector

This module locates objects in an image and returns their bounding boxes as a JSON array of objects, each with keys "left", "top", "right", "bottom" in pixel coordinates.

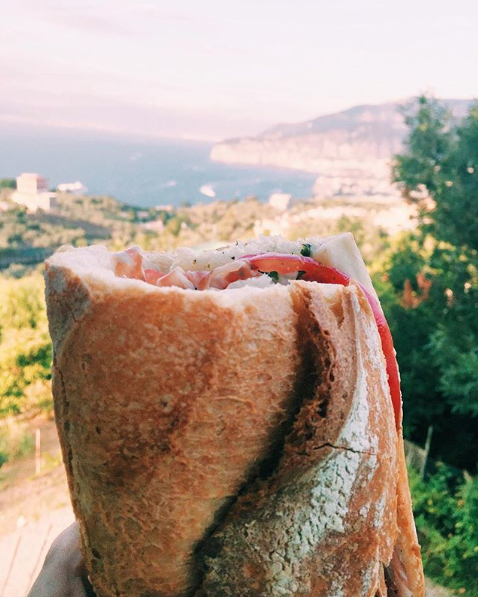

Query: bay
[{"left": 0, "top": 126, "right": 316, "bottom": 208}]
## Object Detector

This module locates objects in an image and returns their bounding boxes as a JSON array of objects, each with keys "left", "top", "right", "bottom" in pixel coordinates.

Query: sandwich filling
[{"left": 113, "top": 245, "right": 401, "bottom": 429}]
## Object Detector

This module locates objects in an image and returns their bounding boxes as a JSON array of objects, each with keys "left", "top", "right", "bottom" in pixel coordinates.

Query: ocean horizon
[{"left": 0, "top": 125, "right": 316, "bottom": 208}]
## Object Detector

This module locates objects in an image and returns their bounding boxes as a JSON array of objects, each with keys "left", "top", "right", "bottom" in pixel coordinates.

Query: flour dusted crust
[{"left": 44, "top": 235, "right": 424, "bottom": 597}]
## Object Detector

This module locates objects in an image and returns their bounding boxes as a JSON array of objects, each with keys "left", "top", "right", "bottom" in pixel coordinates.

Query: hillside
[
  {"left": 211, "top": 98, "right": 471, "bottom": 174},
  {"left": 0, "top": 191, "right": 170, "bottom": 271},
  {"left": 0, "top": 189, "right": 416, "bottom": 272}
]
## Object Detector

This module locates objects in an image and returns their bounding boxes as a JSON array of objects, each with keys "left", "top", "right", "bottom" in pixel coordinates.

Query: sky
[{"left": 1, "top": 0, "right": 478, "bottom": 140}]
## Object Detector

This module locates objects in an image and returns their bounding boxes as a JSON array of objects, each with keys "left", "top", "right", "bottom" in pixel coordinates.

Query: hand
[{"left": 27, "top": 522, "right": 96, "bottom": 597}]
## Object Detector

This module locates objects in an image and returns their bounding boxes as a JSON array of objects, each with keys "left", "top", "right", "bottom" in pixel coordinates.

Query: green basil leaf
[{"left": 300, "top": 243, "right": 312, "bottom": 257}]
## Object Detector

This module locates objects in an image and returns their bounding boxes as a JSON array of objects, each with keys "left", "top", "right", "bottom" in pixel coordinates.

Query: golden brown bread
[{"left": 44, "top": 237, "right": 424, "bottom": 597}]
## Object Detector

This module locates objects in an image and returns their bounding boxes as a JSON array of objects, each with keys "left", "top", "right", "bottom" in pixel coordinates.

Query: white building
[
  {"left": 12, "top": 173, "right": 57, "bottom": 212},
  {"left": 57, "top": 181, "right": 88, "bottom": 194},
  {"left": 254, "top": 213, "right": 291, "bottom": 236},
  {"left": 142, "top": 219, "right": 165, "bottom": 232},
  {"left": 268, "top": 193, "right": 292, "bottom": 211}
]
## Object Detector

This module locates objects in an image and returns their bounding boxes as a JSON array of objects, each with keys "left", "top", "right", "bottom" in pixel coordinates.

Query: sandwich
[{"left": 44, "top": 232, "right": 424, "bottom": 597}]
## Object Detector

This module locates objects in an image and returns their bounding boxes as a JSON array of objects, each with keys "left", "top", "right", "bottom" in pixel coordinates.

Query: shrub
[
  {"left": 409, "top": 464, "right": 478, "bottom": 595},
  {"left": 0, "top": 275, "right": 52, "bottom": 417},
  {"left": 0, "top": 419, "right": 35, "bottom": 469}
]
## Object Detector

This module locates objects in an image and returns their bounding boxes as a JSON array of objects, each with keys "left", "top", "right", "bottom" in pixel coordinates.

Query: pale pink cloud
[{"left": 11, "top": 0, "right": 205, "bottom": 36}]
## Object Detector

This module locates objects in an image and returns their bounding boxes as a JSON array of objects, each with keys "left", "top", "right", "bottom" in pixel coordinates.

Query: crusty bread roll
[{"left": 44, "top": 233, "right": 424, "bottom": 597}]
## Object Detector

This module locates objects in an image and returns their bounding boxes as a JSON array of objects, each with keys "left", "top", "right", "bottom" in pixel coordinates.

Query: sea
[{"left": 0, "top": 126, "right": 316, "bottom": 208}]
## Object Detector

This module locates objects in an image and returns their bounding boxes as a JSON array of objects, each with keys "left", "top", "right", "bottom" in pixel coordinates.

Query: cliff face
[{"left": 211, "top": 99, "right": 470, "bottom": 174}]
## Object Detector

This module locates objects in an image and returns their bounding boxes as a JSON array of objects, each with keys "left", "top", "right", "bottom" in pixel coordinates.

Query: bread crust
[
  {"left": 199, "top": 282, "right": 398, "bottom": 597},
  {"left": 45, "top": 243, "right": 424, "bottom": 597}
]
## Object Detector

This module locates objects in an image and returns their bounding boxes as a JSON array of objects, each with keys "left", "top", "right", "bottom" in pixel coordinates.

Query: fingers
[
  {"left": 28, "top": 522, "right": 97, "bottom": 597},
  {"left": 46, "top": 522, "right": 82, "bottom": 570}
]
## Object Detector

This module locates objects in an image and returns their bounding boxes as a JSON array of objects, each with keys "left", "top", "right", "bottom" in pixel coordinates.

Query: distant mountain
[{"left": 211, "top": 98, "right": 472, "bottom": 173}]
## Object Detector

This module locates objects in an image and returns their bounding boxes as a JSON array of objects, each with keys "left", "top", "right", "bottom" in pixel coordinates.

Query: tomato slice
[
  {"left": 246, "top": 253, "right": 350, "bottom": 285},
  {"left": 241, "top": 253, "right": 402, "bottom": 429},
  {"left": 358, "top": 286, "right": 402, "bottom": 430}
]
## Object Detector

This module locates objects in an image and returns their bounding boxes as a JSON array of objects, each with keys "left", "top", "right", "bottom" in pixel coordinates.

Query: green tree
[
  {"left": 394, "top": 96, "right": 478, "bottom": 251},
  {"left": 387, "top": 96, "right": 478, "bottom": 471},
  {"left": 0, "top": 178, "right": 16, "bottom": 189}
]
